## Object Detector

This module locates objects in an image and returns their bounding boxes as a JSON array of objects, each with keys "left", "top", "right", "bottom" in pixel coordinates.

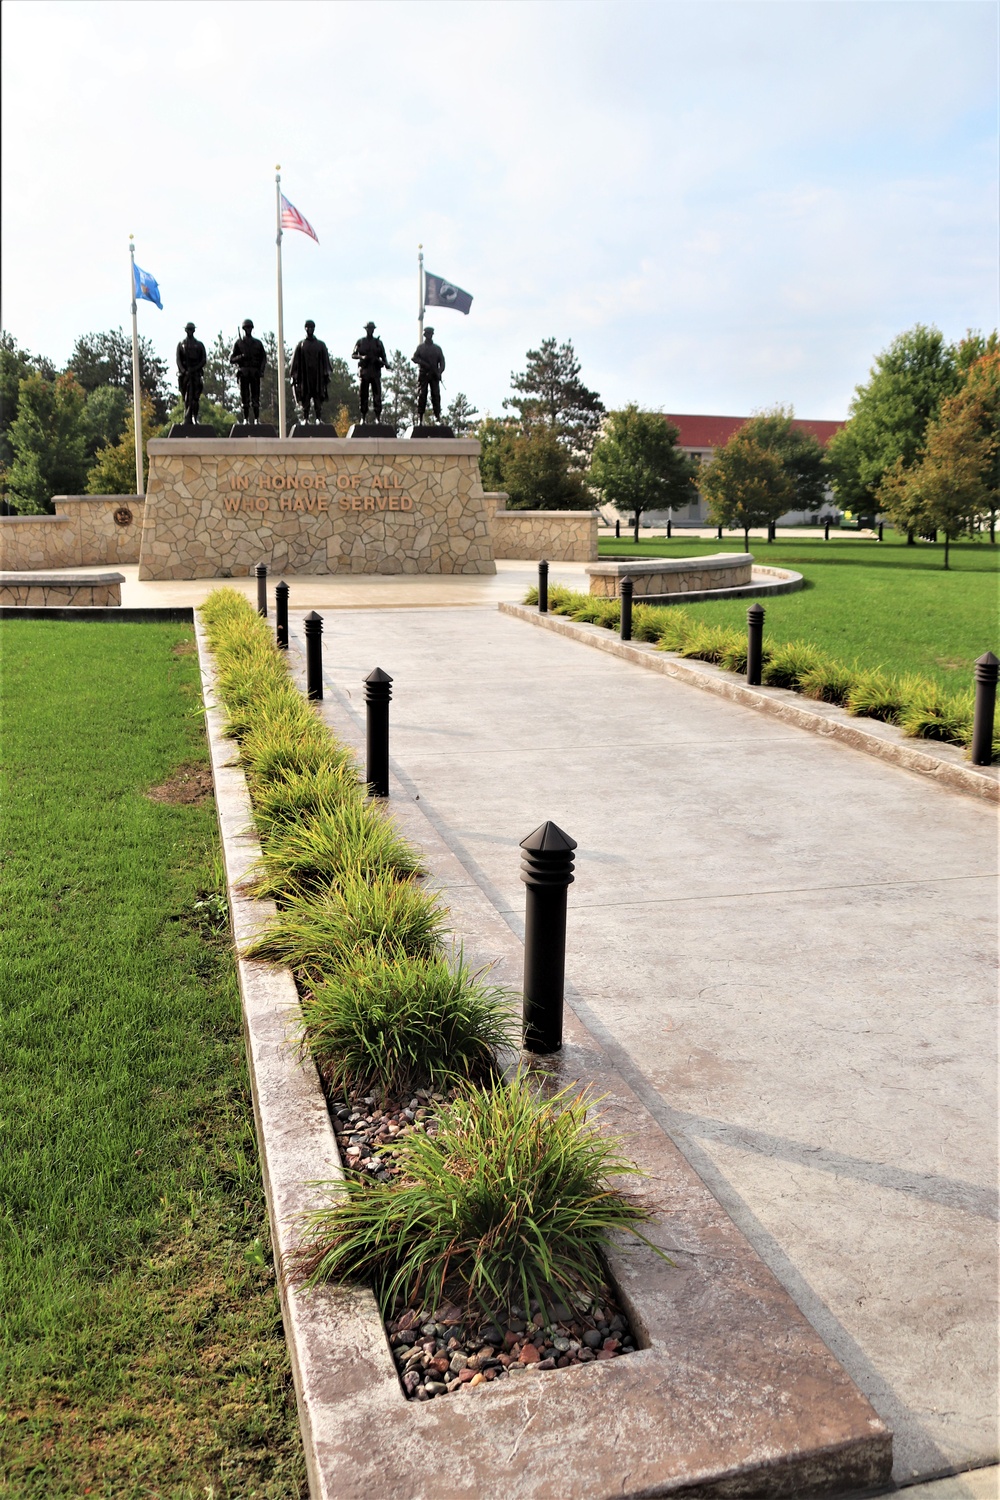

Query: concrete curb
[
  {"left": 499, "top": 603, "right": 998, "bottom": 804},
  {"left": 0, "top": 605, "right": 196, "bottom": 621},
  {"left": 193, "top": 611, "right": 893, "bottom": 1498}
]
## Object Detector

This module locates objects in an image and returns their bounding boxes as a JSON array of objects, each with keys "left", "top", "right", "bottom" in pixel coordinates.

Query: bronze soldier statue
[
  {"left": 412, "top": 327, "right": 445, "bottom": 423},
  {"left": 290, "top": 320, "right": 333, "bottom": 422},
  {"left": 352, "top": 321, "right": 391, "bottom": 423},
  {"left": 176, "top": 322, "right": 207, "bottom": 425},
  {"left": 229, "top": 319, "right": 267, "bottom": 425}
]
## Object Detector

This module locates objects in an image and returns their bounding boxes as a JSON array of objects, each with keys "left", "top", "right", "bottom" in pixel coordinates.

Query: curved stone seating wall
[
  {"left": 0, "top": 570, "right": 124, "bottom": 606},
  {"left": 588, "top": 553, "right": 753, "bottom": 597},
  {"left": 0, "top": 496, "right": 144, "bottom": 570}
]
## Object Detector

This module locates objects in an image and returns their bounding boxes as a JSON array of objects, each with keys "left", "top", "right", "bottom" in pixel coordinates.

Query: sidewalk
[{"left": 289, "top": 602, "right": 998, "bottom": 1490}]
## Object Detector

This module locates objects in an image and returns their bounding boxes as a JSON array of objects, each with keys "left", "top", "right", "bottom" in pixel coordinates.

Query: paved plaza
[{"left": 286, "top": 596, "right": 998, "bottom": 1492}]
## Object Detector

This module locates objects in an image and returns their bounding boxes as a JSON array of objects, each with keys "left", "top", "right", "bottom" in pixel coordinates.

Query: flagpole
[
  {"left": 275, "top": 166, "right": 287, "bottom": 438},
  {"left": 418, "top": 244, "right": 425, "bottom": 343},
  {"left": 128, "top": 236, "right": 144, "bottom": 497}
]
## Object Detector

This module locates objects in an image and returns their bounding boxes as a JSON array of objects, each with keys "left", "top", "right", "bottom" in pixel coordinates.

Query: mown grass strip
[
  {"left": 527, "top": 582, "right": 994, "bottom": 758},
  {"left": 594, "top": 532, "right": 998, "bottom": 689},
  {"left": 0, "top": 620, "right": 306, "bottom": 1499}
]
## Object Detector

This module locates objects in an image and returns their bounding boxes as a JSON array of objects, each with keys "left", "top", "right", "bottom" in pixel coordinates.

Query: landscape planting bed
[{"left": 194, "top": 606, "right": 894, "bottom": 1499}]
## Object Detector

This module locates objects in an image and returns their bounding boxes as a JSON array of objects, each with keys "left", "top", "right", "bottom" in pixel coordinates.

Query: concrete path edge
[
  {"left": 499, "top": 604, "right": 998, "bottom": 804},
  {"left": 194, "top": 613, "right": 893, "bottom": 1499}
]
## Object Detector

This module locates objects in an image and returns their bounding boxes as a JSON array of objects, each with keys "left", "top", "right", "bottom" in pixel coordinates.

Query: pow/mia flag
[{"left": 424, "top": 272, "right": 473, "bottom": 315}]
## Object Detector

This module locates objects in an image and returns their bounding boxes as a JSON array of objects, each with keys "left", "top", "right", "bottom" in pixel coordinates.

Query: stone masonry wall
[
  {"left": 0, "top": 496, "right": 144, "bottom": 570},
  {"left": 139, "top": 439, "right": 495, "bottom": 580},
  {"left": 587, "top": 558, "right": 749, "bottom": 597},
  {"left": 55, "top": 497, "right": 145, "bottom": 564},
  {"left": 0, "top": 580, "right": 122, "bottom": 606},
  {"left": 487, "top": 497, "right": 598, "bottom": 562},
  {"left": 0, "top": 516, "right": 79, "bottom": 570}
]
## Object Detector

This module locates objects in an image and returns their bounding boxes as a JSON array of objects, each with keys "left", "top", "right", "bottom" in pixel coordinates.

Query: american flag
[{"left": 280, "top": 193, "right": 319, "bottom": 243}]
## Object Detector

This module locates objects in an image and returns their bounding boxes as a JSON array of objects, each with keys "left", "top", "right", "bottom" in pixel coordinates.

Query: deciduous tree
[
  {"left": 827, "top": 325, "right": 961, "bottom": 514},
  {"left": 7, "top": 372, "right": 88, "bottom": 512},
  {"left": 878, "top": 350, "right": 1000, "bottom": 567},
  {"left": 700, "top": 433, "right": 794, "bottom": 553},
  {"left": 737, "top": 406, "right": 828, "bottom": 512},
  {"left": 1, "top": 331, "right": 56, "bottom": 465},
  {"left": 589, "top": 406, "right": 697, "bottom": 541},
  {"left": 86, "top": 393, "right": 158, "bottom": 495}
]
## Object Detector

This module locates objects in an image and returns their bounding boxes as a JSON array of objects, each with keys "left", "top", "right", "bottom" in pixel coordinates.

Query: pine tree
[{"left": 504, "top": 338, "right": 604, "bottom": 466}]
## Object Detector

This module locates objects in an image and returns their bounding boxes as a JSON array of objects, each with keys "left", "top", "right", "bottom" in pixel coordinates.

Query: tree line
[
  {"left": 2, "top": 324, "right": 996, "bottom": 565},
  {"left": 0, "top": 329, "right": 480, "bottom": 511}
]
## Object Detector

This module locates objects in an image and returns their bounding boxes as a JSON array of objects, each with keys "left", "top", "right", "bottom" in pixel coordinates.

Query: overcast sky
[{"left": 2, "top": 0, "right": 996, "bottom": 420}]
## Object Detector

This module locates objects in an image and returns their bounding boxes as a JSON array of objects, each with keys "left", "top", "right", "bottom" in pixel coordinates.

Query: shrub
[
  {"left": 253, "top": 800, "right": 422, "bottom": 896},
  {"left": 761, "top": 640, "right": 826, "bottom": 690},
  {"left": 251, "top": 763, "right": 360, "bottom": 833},
  {"left": 245, "top": 871, "right": 445, "bottom": 981},
  {"left": 798, "top": 660, "right": 858, "bottom": 706},
  {"left": 845, "top": 669, "right": 907, "bottom": 724},
  {"left": 898, "top": 683, "right": 973, "bottom": 746},
  {"left": 676, "top": 623, "right": 743, "bottom": 665},
  {"left": 301, "top": 952, "right": 514, "bottom": 1099},
  {"left": 299, "top": 1074, "right": 654, "bottom": 1317}
]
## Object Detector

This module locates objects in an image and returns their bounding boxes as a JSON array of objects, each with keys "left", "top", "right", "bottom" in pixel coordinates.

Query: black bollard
[
  {"left": 520, "top": 821, "right": 577, "bottom": 1054},
  {"left": 717, "top": 524, "right": 723, "bottom": 540},
  {"left": 615, "top": 518, "right": 620, "bottom": 539},
  {"left": 304, "top": 611, "right": 323, "bottom": 700},
  {"left": 255, "top": 562, "right": 267, "bottom": 617},
  {"left": 971, "top": 652, "right": 999, "bottom": 766},
  {"left": 538, "top": 558, "right": 549, "bottom": 614},
  {"left": 746, "top": 602, "right": 765, "bottom": 686},
  {"left": 878, "top": 522, "right": 884, "bottom": 542},
  {"left": 620, "top": 576, "right": 633, "bottom": 642},
  {"left": 364, "top": 668, "right": 393, "bottom": 797},
  {"left": 275, "top": 580, "right": 289, "bottom": 650},
  {"left": 666, "top": 518, "right": 672, "bottom": 539},
  {"left": 824, "top": 521, "right": 830, "bottom": 541},
  {"left": 767, "top": 521, "right": 775, "bottom": 543}
]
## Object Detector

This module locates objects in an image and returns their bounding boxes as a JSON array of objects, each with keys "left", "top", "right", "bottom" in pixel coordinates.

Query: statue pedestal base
[
  {"left": 229, "top": 423, "right": 278, "bottom": 438},
  {"left": 288, "top": 423, "right": 339, "bottom": 438},
  {"left": 138, "top": 435, "right": 495, "bottom": 580},
  {"left": 348, "top": 423, "right": 398, "bottom": 438},
  {"left": 408, "top": 424, "right": 455, "bottom": 439},
  {"left": 166, "top": 423, "right": 219, "bottom": 438}
]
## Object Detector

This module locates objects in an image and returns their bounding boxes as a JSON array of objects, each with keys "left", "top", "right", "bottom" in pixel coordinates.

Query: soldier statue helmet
[
  {"left": 412, "top": 326, "right": 445, "bottom": 423},
  {"left": 176, "top": 322, "right": 207, "bottom": 425},
  {"left": 229, "top": 319, "right": 268, "bottom": 425},
  {"left": 352, "top": 321, "right": 391, "bottom": 424}
]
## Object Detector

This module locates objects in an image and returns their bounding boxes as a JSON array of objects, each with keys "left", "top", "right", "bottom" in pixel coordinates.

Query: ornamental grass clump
[
  {"left": 761, "top": 640, "right": 827, "bottom": 690},
  {"left": 301, "top": 953, "right": 514, "bottom": 1099},
  {"left": 898, "top": 682, "right": 973, "bottom": 746},
  {"left": 798, "top": 659, "right": 858, "bottom": 706},
  {"left": 844, "top": 669, "right": 906, "bottom": 724},
  {"left": 252, "top": 799, "right": 422, "bottom": 896},
  {"left": 251, "top": 763, "right": 361, "bottom": 835},
  {"left": 300, "top": 1074, "right": 654, "bottom": 1317},
  {"left": 245, "top": 871, "right": 446, "bottom": 982}
]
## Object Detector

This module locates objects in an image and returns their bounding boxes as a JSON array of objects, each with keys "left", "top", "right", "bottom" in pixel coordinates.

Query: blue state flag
[
  {"left": 133, "top": 262, "right": 163, "bottom": 310},
  {"left": 424, "top": 272, "right": 472, "bottom": 315}
]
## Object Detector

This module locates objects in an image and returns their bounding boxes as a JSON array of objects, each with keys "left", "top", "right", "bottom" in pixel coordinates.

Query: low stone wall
[
  {"left": 486, "top": 495, "right": 598, "bottom": 561},
  {"left": 55, "top": 496, "right": 145, "bottom": 564},
  {"left": 0, "top": 496, "right": 144, "bottom": 569},
  {"left": 0, "top": 571, "right": 124, "bottom": 606},
  {"left": 588, "top": 552, "right": 752, "bottom": 597}
]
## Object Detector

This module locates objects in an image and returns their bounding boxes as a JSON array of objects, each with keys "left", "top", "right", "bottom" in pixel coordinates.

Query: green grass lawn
[
  {"left": 596, "top": 532, "right": 998, "bottom": 689},
  {"left": 0, "top": 622, "right": 306, "bottom": 1498}
]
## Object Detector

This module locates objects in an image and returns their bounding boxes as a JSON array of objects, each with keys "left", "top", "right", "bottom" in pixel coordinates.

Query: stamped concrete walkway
[{"left": 289, "top": 601, "right": 998, "bottom": 1492}]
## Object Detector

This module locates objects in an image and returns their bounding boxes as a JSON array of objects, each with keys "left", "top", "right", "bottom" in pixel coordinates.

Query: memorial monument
[
  {"left": 349, "top": 322, "right": 395, "bottom": 437},
  {"left": 229, "top": 319, "right": 275, "bottom": 435},
  {"left": 170, "top": 323, "right": 215, "bottom": 436},
  {"left": 411, "top": 327, "right": 453, "bottom": 437},
  {"left": 290, "top": 320, "right": 335, "bottom": 435}
]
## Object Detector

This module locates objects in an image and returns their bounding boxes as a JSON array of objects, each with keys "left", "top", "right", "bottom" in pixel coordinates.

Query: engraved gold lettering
[
  {"left": 339, "top": 495, "right": 350, "bottom": 510},
  {"left": 280, "top": 495, "right": 293, "bottom": 510},
  {"left": 317, "top": 495, "right": 329, "bottom": 511},
  {"left": 389, "top": 496, "right": 399, "bottom": 511},
  {"left": 337, "top": 475, "right": 352, "bottom": 490},
  {"left": 363, "top": 496, "right": 375, "bottom": 511},
  {"left": 352, "top": 496, "right": 361, "bottom": 510},
  {"left": 224, "top": 495, "right": 242, "bottom": 512},
  {"left": 293, "top": 496, "right": 305, "bottom": 511},
  {"left": 256, "top": 497, "right": 268, "bottom": 511},
  {"left": 401, "top": 496, "right": 413, "bottom": 511}
]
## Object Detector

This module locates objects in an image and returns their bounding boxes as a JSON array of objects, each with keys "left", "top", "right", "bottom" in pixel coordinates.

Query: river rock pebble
[{"left": 329, "top": 1087, "right": 639, "bottom": 1402}]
